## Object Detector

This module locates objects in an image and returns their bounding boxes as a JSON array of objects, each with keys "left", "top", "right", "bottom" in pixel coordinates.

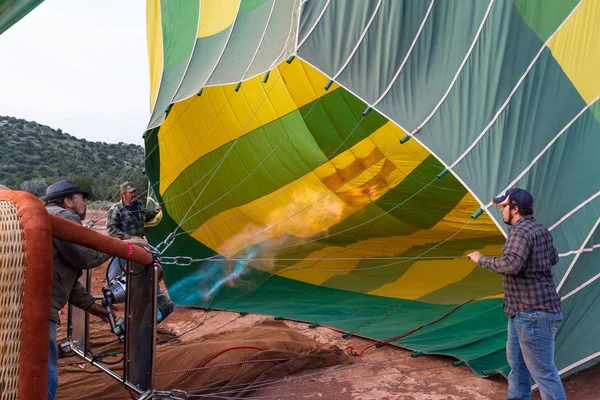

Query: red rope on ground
[
  {"left": 200, "top": 346, "right": 264, "bottom": 368},
  {"left": 319, "top": 324, "right": 345, "bottom": 334},
  {"left": 155, "top": 357, "right": 293, "bottom": 376}
]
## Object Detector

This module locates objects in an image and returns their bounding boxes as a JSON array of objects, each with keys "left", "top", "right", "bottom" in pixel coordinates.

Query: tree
[{"left": 20, "top": 178, "right": 47, "bottom": 197}]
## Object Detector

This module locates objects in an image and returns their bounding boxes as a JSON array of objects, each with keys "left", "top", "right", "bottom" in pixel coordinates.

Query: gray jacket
[{"left": 47, "top": 205, "right": 110, "bottom": 323}]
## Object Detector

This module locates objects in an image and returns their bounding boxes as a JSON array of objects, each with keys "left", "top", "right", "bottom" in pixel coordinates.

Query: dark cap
[
  {"left": 492, "top": 188, "right": 534, "bottom": 212},
  {"left": 45, "top": 180, "right": 89, "bottom": 201},
  {"left": 120, "top": 181, "right": 137, "bottom": 193}
]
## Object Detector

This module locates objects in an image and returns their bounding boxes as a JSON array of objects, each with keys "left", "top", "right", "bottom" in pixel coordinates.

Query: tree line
[{"left": 0, "top": 115, "right": 148, "bottom": 202}]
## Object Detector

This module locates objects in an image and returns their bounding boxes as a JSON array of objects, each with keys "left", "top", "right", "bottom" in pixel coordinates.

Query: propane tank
[{"left": 156, "top": 293, "right": 174, "bottom": 323}]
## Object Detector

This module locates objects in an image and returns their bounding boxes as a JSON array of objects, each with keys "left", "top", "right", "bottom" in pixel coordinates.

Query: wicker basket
[
  {"left": 0, "top": 200, "right": 25, "bottom": 399},
  {"left": 0, "top": 190, "right": 53, "bottom": 400}
]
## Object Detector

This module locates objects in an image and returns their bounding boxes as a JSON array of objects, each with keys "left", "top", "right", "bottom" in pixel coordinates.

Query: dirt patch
[{"left": 164, "top": 306, "right": 600, "bottom": 400}]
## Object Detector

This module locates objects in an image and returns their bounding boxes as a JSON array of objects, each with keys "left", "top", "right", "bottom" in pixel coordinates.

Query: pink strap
[{"left": 126, "top": 243, "right": 135, "bottom": 258}]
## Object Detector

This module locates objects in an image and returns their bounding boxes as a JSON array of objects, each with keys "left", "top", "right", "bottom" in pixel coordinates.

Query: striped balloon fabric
[
  {"left": 144, "top": 0, "right": 600, "bottom": 379},
  {"left": 0, "top": 0, "right": 43, "bottom": 35}
]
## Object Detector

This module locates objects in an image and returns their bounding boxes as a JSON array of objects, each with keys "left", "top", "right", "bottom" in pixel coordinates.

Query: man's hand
[
  {"left": 88, "top": 303, "right": 116, "bottom": 323},
  {"left": 101, "top": 301, "right": 120, "bottom": 312},
  {"left": 125, "top": 236, "right": 147, "bottom": 246},
  {"left": 154, "top": 205, "right": 162, "bottom": 214},
  {"left": 467, "top": 251, "right": 483, "bottom": 264}
]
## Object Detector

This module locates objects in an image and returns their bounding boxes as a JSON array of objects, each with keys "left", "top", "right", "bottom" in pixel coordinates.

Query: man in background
[
  {"left": 106, "top": 181, "right": 169, "bottom": 303},
  {"left": 107, "top": 181, "right": 160, "bottom": 240},
  {"left": 45, "top": 180, "right": 114, "bottom": 399}
]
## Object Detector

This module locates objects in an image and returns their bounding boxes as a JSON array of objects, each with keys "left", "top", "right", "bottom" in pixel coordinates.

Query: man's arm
[
  {"left": 107, "top": 206, "right": 130, "bottom": 239},
  {"left": 144, "top": 207, "right": 157, "bottom": 223},
  {"left": 69, "top": 281, "right": 114, "bottom": 321},
  {"left": 68, "top": 281, "right": 95, "bottom": 311},
  {"left": 476, "top": 230, "right": 531, "bottom": 275},
  {"left": 550, "top": 236, "right": 559, "bottom": 266},
  {"left": 144, "top": 203, "right": 161, "bottom": 223},
  {"left": 53, "top": 211, "right": 110, "bottom": 269}
]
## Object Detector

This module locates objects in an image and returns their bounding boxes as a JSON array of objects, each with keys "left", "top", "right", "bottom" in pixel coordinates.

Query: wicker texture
[{"left": 0, "top": 201, "right": 25, "bottom": 399}]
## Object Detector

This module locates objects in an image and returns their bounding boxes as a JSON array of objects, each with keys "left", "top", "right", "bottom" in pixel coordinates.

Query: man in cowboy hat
[
  {"left": 467, "top": 188, "right": 565, "bottom": 400},
  {"left": 44, "top": 180, "right": 114, "bottom": 399}
]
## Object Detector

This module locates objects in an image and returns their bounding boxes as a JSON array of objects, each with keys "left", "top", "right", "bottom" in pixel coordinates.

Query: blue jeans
[
  {"left": 48, "top": 321, "right": 58, "bottom": 400},
  {"left": 507, "top": 311, "right": 565, "bottom": 400}
]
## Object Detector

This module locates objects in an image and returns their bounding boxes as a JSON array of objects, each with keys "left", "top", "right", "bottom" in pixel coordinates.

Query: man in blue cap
[
  {"left": 44, "top": 180, "right": 113, "bottom": 399},
  {"left": 467, "top": 188, "right": 565, "bottom": 400}
]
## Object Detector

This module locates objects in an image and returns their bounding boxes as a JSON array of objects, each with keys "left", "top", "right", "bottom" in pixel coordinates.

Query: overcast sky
[{"left": 0, "top": 0, "right": 149, "bottom": 144}]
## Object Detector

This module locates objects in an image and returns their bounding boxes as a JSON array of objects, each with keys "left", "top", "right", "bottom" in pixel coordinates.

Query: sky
[{"left": 0, "top": 0, "right": 150, "bottom": 144}]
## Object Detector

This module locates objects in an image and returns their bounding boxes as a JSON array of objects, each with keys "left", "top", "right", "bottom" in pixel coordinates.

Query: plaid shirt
[
  {"left": 107, "top": 200, "right": 157, "bottom": 239},
  {"left": 478, "top": 215, "right": 562, "bottom": 317}
]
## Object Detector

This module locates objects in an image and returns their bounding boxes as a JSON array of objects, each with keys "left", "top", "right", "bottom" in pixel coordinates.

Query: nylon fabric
[
  {"left": 185, "top": 123, "right": 425, "bottom": 257},
  {"left": 166, "top": 108, "right": 327, "bottom": 234},
  {"left": 369, "top": 245, "right": 498, "bottom": 300},
  {"left": 169, "top": 0, "right": 242, "bottom": 102},
  {"left": 206, "top": 0, "right": 274, "bottom": 85},
  {"left": 514, "top": 0, "right": 580, "bottom": 42},
  {"left": 197, "top": 0, "right": 240, "bottom": 38},
  {"left": 171, "top": 29, "right": 231, "bottom": 103},
  {"left": 0, "top": 0, "right": 43, "bottom": 35},
  {"left": 296, "top": 0, "right": 380, "bottom": 78},
  {"left": 239, "top": 0, "right": 267, "bottom": 14},
  {"left": 454, "top": 52, "right": 592, "bottom": 235},
  {"left": 148, "top": 63, "right": 193, "bottom": 129},
  {"left": 144, "top": 0, "right": 600, "bottom": 380},
  {"left": 296, "top": 0, "right": 328, "bottom": 48},
  {"left": 320, "top": 230, "right": 503, "bottom": 295},
  {"left": 553, "top": 197, "right": 600, "bottom": 290},
  {"left": 243, "top": 0, "right": 297, "bottom": 79},
  {"left": 558, "top": 228, "right": 600, "bottom": 296},
  {"left": 326, "top": 0, "right": 432, "bottom": 105},
  {"left": 161, "top": 0, "right": 199, "bottom": 69},
  {"left": 302, "top": 88, "right": 387, "bottom": 159},
  {"left": 555, "top": 279, "right": 600, "bottom": 377},
  {"left": 146, "top": 0, "right": 163, "bottom": 111},
  {"left": 415, "top": 0, "right": 542, "bottom": 166},
  {"left": 147, "top": 0, "right": 200, "bottom": 128},
  {"left": 375, "top": 0, "right": 490, "bottom": 128},
  {"left": 158, "top": 59, "right": 334, "bottom": 193},
  {"left": 547, "top": 0, "right": 600, "bottom": 107}
]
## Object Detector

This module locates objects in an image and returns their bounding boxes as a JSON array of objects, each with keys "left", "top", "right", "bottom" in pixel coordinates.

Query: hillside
[{"left": 0, "top": 115, "right": 147, "bottom": 199}]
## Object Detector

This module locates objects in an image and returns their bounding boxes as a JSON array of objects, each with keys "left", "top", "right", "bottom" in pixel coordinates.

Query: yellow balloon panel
[{"left": 157, "top": 60, "right": 338, "bottom": 194}]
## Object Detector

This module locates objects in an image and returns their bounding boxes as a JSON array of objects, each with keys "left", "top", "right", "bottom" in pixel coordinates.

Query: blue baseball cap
[
  {"left": 45, "top": 180, "right": 89, "bottom": 201},
  {"left": 492, "top": 188, "right": 534, "bottom": 212}
]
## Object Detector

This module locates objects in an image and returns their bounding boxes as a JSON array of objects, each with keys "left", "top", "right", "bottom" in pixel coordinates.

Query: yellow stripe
[
  {"left": 190, "top": 122, "right": 421, "bottom": 255},
  {"left": 276, "top": 194, "right": 501, "bottom": 286},
  {"left": 193, "top": 173, "right": 339, "bottom": 255},
  {"left": 158, "top": 60, "right": 335, "bottom": 194},
  {"left": 368, "top": 245, "right": 503, "bottom": 299},
  {"left": 147, "top": 0, "right": 163, "bottom": 112},
  {"left": 479, "top": 293, "right": 504, "bottom": 300},
  {"left": 197, "top": 0, "right": 240, "bottom": 38},
  {"left": 548, "top": 0, "right": 600, "bottom": 103}
]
